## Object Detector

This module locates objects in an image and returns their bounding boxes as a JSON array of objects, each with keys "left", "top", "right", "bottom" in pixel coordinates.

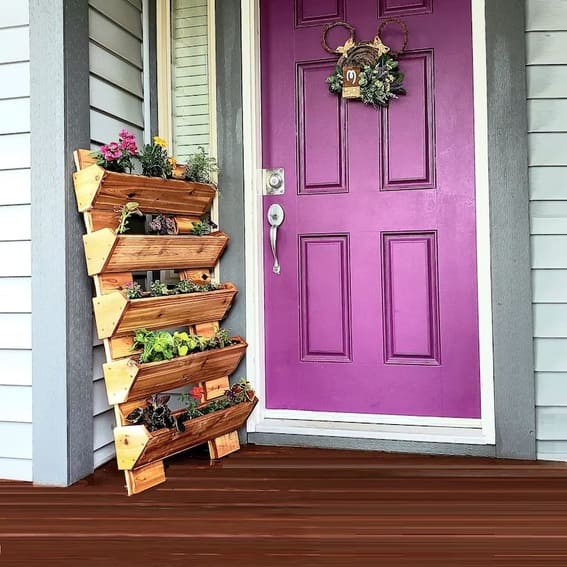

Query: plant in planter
[
  {"left": 124, "top": 282, "right": 144, "bottom": 300},
  {"left": 179, "top": 379, "right": 255, "bottom": 420},
  {"left": 91, "top": 129, "right": 138, "bottom": 173},
  {"left": 175, "top": 279, "right": 220, "bottom": 294},
  {"left": 149, "top": 214, "right": 177, "bottom": 235},
  {"left": 207, "top": 327, "right": 232, "bottom": 349},
  {"left": 184, "top": 146, "right": 219, "bottom": 184},
  {"left": 139, "top": 136, "right": 173, "bottom": 179},
  {"left": 133, "top": 329, "right": 176, "bottom": 363},
  {"left": 189, "top": 220, "right": 214, "bottom": 236},
  {"left": 173, "top": 331, "right": 208, "bottom": 356},
  {"left": 179, "top": 386, "right": 205, "bottom": 419},
  {"left": 125, "top": 394, "right": 185, "bottom": 432},
  {"left": 149, "top": 280, "right": 171, "bottom": 297},
  {"left": 132, "top": 327, "right": 236, "bottom": 363},
  {"left": 115, "top": 201, "right": 144, "bottom": 234}
]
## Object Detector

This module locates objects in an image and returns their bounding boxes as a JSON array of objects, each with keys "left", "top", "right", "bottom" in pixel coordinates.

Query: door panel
[{"left": 261, "top": 0, "right": 481, "bottom": 419}]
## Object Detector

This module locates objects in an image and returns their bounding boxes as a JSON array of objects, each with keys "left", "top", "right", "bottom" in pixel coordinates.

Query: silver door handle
[{"left": 267, "top": 204, "right": 284, "bottom": 274}]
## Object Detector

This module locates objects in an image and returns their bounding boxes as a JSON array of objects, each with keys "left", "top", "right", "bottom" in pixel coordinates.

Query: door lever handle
[{"left": 267, "top": 204, "right": 284, "bottom": 274}]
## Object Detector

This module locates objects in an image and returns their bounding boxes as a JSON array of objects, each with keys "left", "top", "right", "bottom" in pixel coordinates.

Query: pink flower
[{"left": 119, "top": 129, "right": 135, "bottom": 140}]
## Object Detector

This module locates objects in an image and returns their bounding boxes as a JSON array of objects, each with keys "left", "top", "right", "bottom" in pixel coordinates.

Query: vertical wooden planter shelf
[{"left": 73, "top": 151, "right": 253, "bottom": 495}]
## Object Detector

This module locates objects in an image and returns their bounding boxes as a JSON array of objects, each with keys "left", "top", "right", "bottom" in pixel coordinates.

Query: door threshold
[{"left": 251, "top": 417, "right": 492, "bottom": 445}]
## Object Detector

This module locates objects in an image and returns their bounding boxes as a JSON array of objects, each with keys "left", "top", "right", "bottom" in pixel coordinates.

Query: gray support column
[
  {"left": 486, "top": 0, "right": 536, "bottom": 459},
  {"left": 30, "top": 0, "right": 93, "bottom": 485},
  {"left": 216, "top": 1, "right": 246, "bottom": 364}
]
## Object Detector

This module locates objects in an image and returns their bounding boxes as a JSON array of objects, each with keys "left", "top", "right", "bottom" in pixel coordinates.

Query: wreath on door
[{"left": 323, "top": 19, "right": 408, "bottom": 108}]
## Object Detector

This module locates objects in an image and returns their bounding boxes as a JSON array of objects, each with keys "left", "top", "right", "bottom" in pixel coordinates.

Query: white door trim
[{"left": 241, "top": 0, "right": 495, "bottom": 445}]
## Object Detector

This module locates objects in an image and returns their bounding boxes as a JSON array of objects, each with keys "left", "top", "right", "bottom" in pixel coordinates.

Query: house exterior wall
[
  {"left": 0, "top": 0, "right": 32, "bottom": 481},
  {"left": 526, "top": 0, "right": 567, "bottom": 461},
  {"left": 88, "top": 0, "right": 146, "bottom": 468}
]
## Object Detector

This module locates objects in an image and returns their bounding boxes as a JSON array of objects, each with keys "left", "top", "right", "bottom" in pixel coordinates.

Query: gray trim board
[
  {"left": 31, "top": 0, "right": 93, "bottom": 485},
  {"left": 486, "top": 0, "right": 535, "bottom": 459},
  {"left": 215, "top": 0, "right": 246, "bottom": 443},
  {"left": 215, "top": 1, "right": 246, "bottom": 371}
]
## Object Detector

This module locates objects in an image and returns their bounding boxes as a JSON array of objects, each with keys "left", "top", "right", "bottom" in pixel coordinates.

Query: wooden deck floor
[{"left": 2, "top": 445, "right": 567, "bottom": 566}]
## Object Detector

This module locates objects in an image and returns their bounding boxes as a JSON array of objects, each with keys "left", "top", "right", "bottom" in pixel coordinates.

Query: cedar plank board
[
  {"left": 83, "top": 230, "right": 229, "bottom": 275},
  {"left": 105, "top": 338, "right": 247, "bottom": 408},
  {"left": 118, "top": 398, "right": 257, "bottom": 470},
  {"left": 73, "top": 162, "right": 216, "bottom": 215},
  {"left": 93, "top": 283, "right": 237, "bottom": 339}
]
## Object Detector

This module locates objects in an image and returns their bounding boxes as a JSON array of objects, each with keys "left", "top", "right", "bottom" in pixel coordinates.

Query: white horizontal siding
[
  {"left": 0, "top": 242, "right": 31, "bottom": 276},
  {"left": 0, "top": 314, "right": 31, "bottom": 349},
  {"left": 0, "top": 422, "right": 31, "bottom": 459},
  {"left": 0, "top": 4, "right": 31, "bottom": 481},
  {"left": 0, "top": 457, "right": 31, "bottom": 481},
  {"left": 0, "top": 278, "right": 31, "bottom": 312},
  {"left": 0, "top": 170, "right": 30, "bottom": 206},
  {"left": 0, "top": 27, "right": 29, "bottom": 64},
  {"left": 527, "top": 3, "right": 567, "bottom": 461},
  {"left": 88, "top": 0, "right": 144, "bottom": 466},
  {"left": 0, "top": 350, "right": 31, "bottom": 386},
  {"left": 0, "top": 385, "right": 32, "bottom": 422},
  {"left": 0, "top": 204, "right": 31, "bottom": 241},
  {"left": 172, "top": 0, "right": 210, "bottom": 161}
]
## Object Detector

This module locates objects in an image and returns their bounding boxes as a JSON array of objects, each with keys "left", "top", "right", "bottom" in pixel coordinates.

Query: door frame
[
  {"left": 241, "top": 0, "right": 502, "bottom": 445},
  {"left": 241, "top": 0, "right": 495, "bottom": 444}
]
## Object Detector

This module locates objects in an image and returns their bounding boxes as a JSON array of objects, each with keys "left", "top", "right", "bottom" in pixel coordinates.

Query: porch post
[
  {"left": 485, "top": 0, "right": 536, "bottom": 459},
  {"left": 30, "top": 0, "right": 93, "bottom": 484}
]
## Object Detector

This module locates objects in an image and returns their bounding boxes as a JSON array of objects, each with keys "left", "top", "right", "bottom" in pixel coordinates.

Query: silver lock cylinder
[{"left": 263, "top": 168, "right": 285, "bottom": 195}]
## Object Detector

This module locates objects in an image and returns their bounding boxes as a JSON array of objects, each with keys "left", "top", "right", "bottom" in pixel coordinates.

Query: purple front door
[{"left": 261, "top": 0, "right": 481, "bottom": 419}]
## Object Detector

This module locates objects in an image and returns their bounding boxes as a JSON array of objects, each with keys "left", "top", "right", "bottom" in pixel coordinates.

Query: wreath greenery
[{"left": 326, "top": 53, "right": 406, "bottom": 108}]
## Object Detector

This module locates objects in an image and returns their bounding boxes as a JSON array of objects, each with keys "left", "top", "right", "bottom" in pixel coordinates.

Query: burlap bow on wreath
[{"left": 323, "top": 19, "right": 408, "bottom": 108}]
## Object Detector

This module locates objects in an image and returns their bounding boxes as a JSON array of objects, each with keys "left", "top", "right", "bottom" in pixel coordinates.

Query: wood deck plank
[{"left": 1, "top": 446, "right": 567, "bottom": 565}]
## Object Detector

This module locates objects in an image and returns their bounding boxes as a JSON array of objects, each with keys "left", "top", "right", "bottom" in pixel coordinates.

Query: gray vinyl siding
[
  {"left": 0, "top": 0, "right": 32, "bottom": 481},
  {"left": 172, "top": 0, "right": 210, "bottom": 160},
  {"left": 527, "top": 0, "right": 567, "bottom": 461},
  {"left": 88, "top": 0, "right": 145, "bottom": 467}
]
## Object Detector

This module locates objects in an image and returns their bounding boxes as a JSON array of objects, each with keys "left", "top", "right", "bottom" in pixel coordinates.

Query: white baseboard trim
[{"left": 252, "top": 417, "right": 492, "bottom": 445}]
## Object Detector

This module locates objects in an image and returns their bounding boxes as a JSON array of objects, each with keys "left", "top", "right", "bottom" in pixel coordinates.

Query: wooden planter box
[
  {"left": 93, "top": 283, "right": 238, "bottom": 339},
  {"left": 73, "top": 163, "right": 216, "bottom": 216},
  {"left": 114, "top": 397, "right": 258, "bottom": 471},
  {"left": 103, "top": 337, "right": 247, "bottom": 404},
  {"left": 83, "top": 229, "right": 229, "bottom": 275}
]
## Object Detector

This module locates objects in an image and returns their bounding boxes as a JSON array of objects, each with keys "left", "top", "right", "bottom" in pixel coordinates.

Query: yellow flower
[
  {"left": 153, "top": 136, "right": 167, "bottom": 148},
  {"left": 168, "top": 156, "right": 177, "bottom": 167}
]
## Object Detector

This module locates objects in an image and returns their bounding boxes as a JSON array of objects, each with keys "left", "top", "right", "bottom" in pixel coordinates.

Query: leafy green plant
[
  {"left": 189, "top": 220, "right": 214, "bottom": 236},
  {"left": 133, "top": 329, "right": 176, "bottom": 363},
  {"left": 115, "top": 201, "right": 143, "bottom": 234},
  {"left": 172, "top": 331, "right": 208, "bottom": 356},
  {"left": 207, "top": 328, "right": 232, "bottom": 349},
  {"left": 149, "top": 280, "right": 170, "bottom": 297},
  {"left": 175, "top": 279, "right": 220, "bottom": 294},
  {"left": 133, "top": 327, "right": 234, "bottom": 363},
  {"left": 139, "top": 136, "right": 173, "bottom": 179},
  {"left": 126, "top": 394, "right": 185, "bottom": 432},
  {"left": 149, "top": 214, "right": 177, "bottom": 235},
  {"left": 124, "top": 282, "right": 144, "bottom": 299},
  {"left": 184, "top": 147, "right": 219, "bottom": 184}
]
